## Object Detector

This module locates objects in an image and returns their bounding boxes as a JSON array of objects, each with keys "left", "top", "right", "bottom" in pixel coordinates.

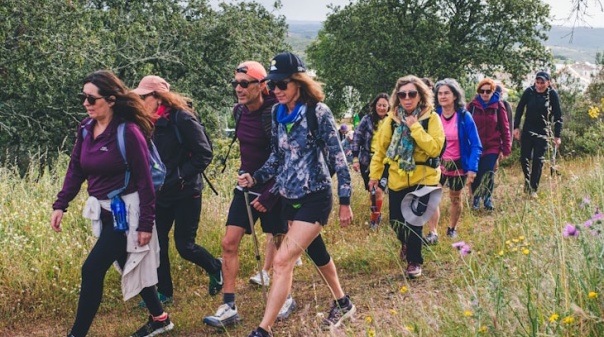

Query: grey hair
[{"left": 434, "top": 78, "right": 466, "bottom": 111}]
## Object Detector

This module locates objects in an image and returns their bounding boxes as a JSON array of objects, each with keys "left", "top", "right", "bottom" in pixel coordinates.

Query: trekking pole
[{"left": 239, "top": 170, "right": 268, "bottom": 303}]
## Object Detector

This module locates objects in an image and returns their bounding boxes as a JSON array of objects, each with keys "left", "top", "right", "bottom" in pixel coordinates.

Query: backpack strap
[
  {"left": 220, "top": 104, "right": 245, "bottom": 173},
  {"left": 107, "top": 123, "right": 130, "bottom": 199},
  {"left": 415, "top": 114, "right": 445, "bottom": 169}
]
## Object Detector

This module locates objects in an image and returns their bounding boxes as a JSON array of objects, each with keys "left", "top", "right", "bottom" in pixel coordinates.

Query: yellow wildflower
[
  {"left": 478, "top": 325, "right": 488, "bottom": 333},
  {"left": 505, "top": 240, "right": 511, "bottom": 245},
  {"left": 518, "top": 236, "right": 525, "bottom": 241},
  {"left": 511, "top": 247, "right": 518, "bottom": 252},
  {"left": 390, "top": 309, "right": 398, "bottom": 315},
  {"left": 400, "top": 286, "right": 408, "bottom": 294},
  {"left": 512, "top": 238, "right": 519, "bottom": 243},
  {"left": 367, "top": 328, "right": 376, "bottom": 337},
  {"left": 588, "top": 292, "right": 598, "bottom": 299},
  {"left": 588, "top": 106, "right": 600, "bottom": 119},
  {"left": 522, "top": 248, "right": 530, "bottom": 255},
  {"left": 463, "top": 310, "right": 473, "bottom": 317},
  {"left": 365, "top": 316, "right": 373, "bottom": 323},
  {"left": 498, "top": 250, "right": 504, "bottom": 256},
  {"left": 549, "top": 314, "right": 559, "bottom": 322},
  {"left": 562, "top": 316, "right": 574, "bottom": 324},
  {"left": 405, "top": 325, "right": 414, "bottom": 331}
]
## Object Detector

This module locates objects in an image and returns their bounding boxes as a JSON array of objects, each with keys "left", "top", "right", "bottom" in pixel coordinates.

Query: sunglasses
[
  {"left": 478, "top": 89, "right": 492, "bottom": 94},
  {"left": 267, "top": 80, "right": 291, "bottom": 91},
  {"left": 140, "top": 93, "right": 155, "bottom": 100},
  {"left": 396, "top": 90, "right": 418, "bottom": 99},
  {"left": 78, "top": 93, "right": 107, "bottom": 105},
  {"left": 231, "top": 80, "right": 260, "bottom": 89}
]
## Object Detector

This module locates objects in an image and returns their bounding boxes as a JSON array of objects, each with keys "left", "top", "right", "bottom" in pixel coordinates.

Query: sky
[{"left": 217, "top": 0, "right": 604, "bottom": 27}]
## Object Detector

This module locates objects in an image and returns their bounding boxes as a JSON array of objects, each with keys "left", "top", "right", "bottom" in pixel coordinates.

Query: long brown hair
[
  {"left": 154, "top": 91, "right": 196, "bottom": 118},
  {"left": 290, "top": 72, "right": 325, "bottom": 105},
  {"left": 83, "top": 70, "right": 154, "bottom": 141}
]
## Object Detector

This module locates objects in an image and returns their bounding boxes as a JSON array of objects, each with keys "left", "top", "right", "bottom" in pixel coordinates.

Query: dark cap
[
  {"left": 535, "top": 71, "right": 550, "bottom": 81},
  {"left": 265, "top": 52, "right": 306, "bottom": 81}
]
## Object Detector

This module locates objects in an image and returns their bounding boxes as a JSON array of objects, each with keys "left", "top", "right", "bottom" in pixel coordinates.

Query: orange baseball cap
[
  {"left": 235, "top": 61, "right": 267, "bottom": 81},
  {"left": 132, "top": 75, "right": 170, "bottom": 95}
]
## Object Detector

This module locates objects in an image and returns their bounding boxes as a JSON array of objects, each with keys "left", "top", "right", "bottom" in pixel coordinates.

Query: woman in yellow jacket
[{"left": 368, "top": 75, "right": 445, "bottom": 278}]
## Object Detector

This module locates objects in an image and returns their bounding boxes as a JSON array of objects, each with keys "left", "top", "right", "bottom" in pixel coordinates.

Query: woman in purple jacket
[
  {"left": 467, "top": 78, "right": 512, "bottom": 211},
  {"left": 50, "top": 70, "right": 173, "bottom": 337}
]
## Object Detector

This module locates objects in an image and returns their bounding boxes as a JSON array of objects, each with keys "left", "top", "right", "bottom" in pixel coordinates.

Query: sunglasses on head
[
  {"left": 478, "top": 89, "right": 492, "bottom": 94},
  {"left": 231, "top": 79, "right": 260, "bottom": 89},
  {"left": 267, "top": 80, "right": 291, "bottom": 91},
  {"left": 396, "top": 90, "right": 418, "bottom": 99},
  {"left": 78, "top": 93, "right": 107, "bottom": 105}
]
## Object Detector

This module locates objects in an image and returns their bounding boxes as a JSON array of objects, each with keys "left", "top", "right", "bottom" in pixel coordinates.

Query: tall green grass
[{"left": 0, "top": 155, "right": 602, "bottom": 336}]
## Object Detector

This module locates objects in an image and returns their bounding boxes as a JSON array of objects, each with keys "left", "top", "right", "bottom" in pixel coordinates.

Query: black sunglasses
[
  {"left": 396, "top": 90, "right": 418, "bottom": 99},
  {"left": 231, "top": 80, "right": 260, "bottom": 89},
  {"left": 78, "top": 93, "right": 107, "bottom": 105},
  {"left": 478, "top": 89, "right": 492, "bottom": 94},
  {"left": 139, "top": 93, "right": 155, "bottom": 100},
  {"left": 267, "top": 80, "right": 291, "bottom": 91}
]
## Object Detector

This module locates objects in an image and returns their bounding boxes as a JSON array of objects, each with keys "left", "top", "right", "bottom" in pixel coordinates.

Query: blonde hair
[
  {"left": 290, "top": 72, "right": 325, "bottom": 105},
  {"left": 389, "top": 75, "right": 434, "bottom": 114}
]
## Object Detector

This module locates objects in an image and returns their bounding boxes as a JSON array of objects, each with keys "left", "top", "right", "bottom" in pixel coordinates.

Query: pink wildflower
[
  {"left": 460, "top": 244, "right": 472, "bottom": 256},
  {"left": 583, "top": 220, "right": 593, "bottom": 228},
  {"left": 452, "top": 241, "right": 466, "bottom": 249},
  {"left": 592, "top": 211, "right": 603, "bottom": 221},
  {"left": 562, "top": 224, "right": 579, "bottom": 238}
]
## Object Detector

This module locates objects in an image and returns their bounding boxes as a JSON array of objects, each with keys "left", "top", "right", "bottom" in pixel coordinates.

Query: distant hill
[{"left": 286, "top": 21, "right": 604, "bottom": 63}]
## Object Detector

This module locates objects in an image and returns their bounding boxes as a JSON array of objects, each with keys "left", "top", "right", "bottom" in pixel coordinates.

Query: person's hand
[
  {"left": 237, "top": 173, "right": 255, "bottom": 188},
  {"left": 138, "top": 231, "right": 152, "bottom": 246},
  {"left": 339, "top": 204, "right": 353, "bottom": 227},
  {"left": 50, "top": 209, "right": 64, "bottom": 232},
  {"left": 404, "top": 114, "right": 417, "bottom": 127},
  {"left": 368, "top": 179, "right": 379, "bottom": 191},
  {"left": 513, "top": 128, "right": 521, "bottom": 141},
  {"left": 251, "top": 196, "right": 267, "bottom": 213},
  {"left": 352, "top": 162, "right": 360, "bottom": 172},
  {"left": 466, "top": 171, "right": 477, "bottom": 185},
  {"left": 554, "top": 137, "right": 561, "bottom": 148}
]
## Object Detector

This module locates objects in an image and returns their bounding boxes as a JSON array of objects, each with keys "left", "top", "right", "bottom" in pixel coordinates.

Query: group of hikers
[{"left": 49, "top": 51, "right": 562, "bottom": 337}]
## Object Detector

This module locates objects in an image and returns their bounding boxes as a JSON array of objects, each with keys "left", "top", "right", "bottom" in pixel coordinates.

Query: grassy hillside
[{"left": 1, "top": 153, "right": 603, "bottom": 336}]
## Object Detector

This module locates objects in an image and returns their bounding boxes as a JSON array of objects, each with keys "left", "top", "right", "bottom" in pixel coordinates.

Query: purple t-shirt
[{"left": 53, "top": 117, "right": 155, "bottom": 232}]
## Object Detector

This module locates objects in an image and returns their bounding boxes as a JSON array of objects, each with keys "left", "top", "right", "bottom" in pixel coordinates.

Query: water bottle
[{"left": 110, "top": 195, "right": 128, "bottom": 232}]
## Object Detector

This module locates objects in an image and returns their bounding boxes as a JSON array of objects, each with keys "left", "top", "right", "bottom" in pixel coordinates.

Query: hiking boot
[
  {"left": 277, "top": 295, "right": 297, "bottom": 321},
  {"left": 424, "top": 232, "right": 438, "bottom": 245},
  {"left": 130, "top": 315, "right": 174, "bottom": 337},
  {"left": 370, "top": 213, "right": 382, "bottom": 230},
  {"left": 406, "top": 262, "right": 422, "bottom": 278},
  {"left": 320, "top": 295, "right": 356, "bottom": 330},
  {"left": 203, "top": 303, "right": 241, "bottom": 328},
  {"left": 484, "top": 197, "right": 495, "bottom": 211},
  {"left": 446, "top": 227, "right": 458, "bottom": 238},
  {"left": 208, "top": 258, "right": 223, "bottom": 296},
  {"left": 472, "top": 196, "right": 480, "bottom": 210},
  {"left": 246, "top": 328, "right": 272, "bottom": 337},
  {"left": 249, "top": 270, "right": 270, "bottom": 287},
  {"left": 399, "top": 244, "right": 407, "bottom": 261},
  {"left": 138, "top": 292, "right": 173, "bottom": 309}
]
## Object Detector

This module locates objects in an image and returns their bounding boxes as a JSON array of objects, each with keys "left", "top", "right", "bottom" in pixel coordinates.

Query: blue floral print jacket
[
  {"left": 351, "top": 114, "right": 375, "bottom": 167},
  {"left": 253, "top": 103, "right": 351, "bottom": 205}
]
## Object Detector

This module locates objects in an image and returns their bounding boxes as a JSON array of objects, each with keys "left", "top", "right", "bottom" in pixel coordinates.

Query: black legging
[
  {"left": 70, "top": 215, "right": 163, "bottom": 337},
  {"left": 520, "top": 131, "right": 548, "bottom": 192},
  {"left": 155, "top": 195, "right": 221, "bottom": 297},
  {"left": 388, "top": 186, "right": 425, "bottom": 265}
]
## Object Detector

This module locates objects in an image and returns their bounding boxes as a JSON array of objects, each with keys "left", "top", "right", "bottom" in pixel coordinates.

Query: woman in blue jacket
[{"left": 424, "top": 79, "right": 482, "bottom": 244}]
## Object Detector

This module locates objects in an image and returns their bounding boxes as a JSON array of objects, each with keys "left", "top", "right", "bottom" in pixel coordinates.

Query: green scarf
[{"left": 384, "top": 106, "right": 421, "bottom": 175}]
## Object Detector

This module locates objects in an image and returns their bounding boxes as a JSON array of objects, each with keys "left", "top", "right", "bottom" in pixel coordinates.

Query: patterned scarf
[{"left": 384, "top": 106, "right": 421, "bottom": 175}]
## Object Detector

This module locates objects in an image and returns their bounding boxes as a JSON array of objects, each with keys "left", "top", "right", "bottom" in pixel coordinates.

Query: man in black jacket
[{"left": 513, "top": 71, "right": 563, "bottom": 196}]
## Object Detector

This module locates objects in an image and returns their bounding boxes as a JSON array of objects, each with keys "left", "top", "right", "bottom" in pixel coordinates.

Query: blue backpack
[{"left": 82, "top": 121, "right": 166, "bottom": 197}]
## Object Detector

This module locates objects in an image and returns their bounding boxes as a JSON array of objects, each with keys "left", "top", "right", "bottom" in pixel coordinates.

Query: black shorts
[
  {"left": 226, "top": 188, "right": 287, "bottom": 235},
  {"left": 440, "top": 174, "right": 466, "bottom": 191},
  {"left": 283, "top": 189, "right": 332, "bottom": 226}
]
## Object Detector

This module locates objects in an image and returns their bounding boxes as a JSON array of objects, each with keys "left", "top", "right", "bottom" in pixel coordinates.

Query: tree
[
  {"left": 0, "top": 0, "right": 289, "bottom": 175},
  {"left": 306, "top": 0, "right": 551, "bottom": 115}
]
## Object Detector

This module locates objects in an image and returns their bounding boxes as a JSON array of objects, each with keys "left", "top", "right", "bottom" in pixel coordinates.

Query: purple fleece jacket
[
  {"left": 235, "top": 93, "right": 279, "bottom": 210},
  {"left": 53, "top": 117, "right": 156, "bottom": 232}
]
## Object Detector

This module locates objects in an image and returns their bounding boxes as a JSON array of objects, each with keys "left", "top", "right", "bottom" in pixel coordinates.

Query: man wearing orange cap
[{"left": 203, "top": 61, "right": 296, "bottom": 328}]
